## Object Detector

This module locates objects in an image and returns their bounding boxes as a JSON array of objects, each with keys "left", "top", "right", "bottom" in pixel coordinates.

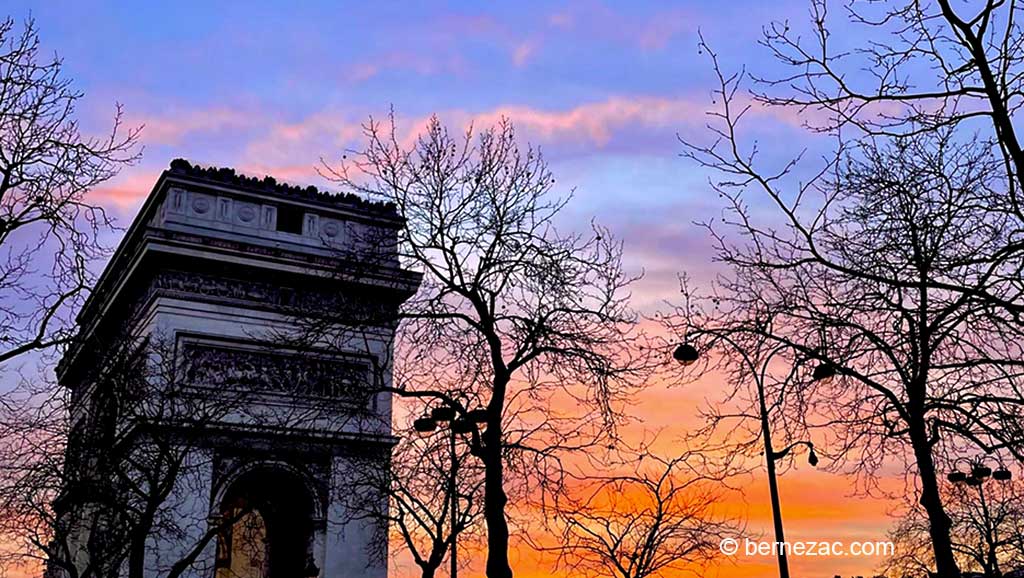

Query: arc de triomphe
[{"left": 55, "top": 159, "right": 419, "bottom": 578}]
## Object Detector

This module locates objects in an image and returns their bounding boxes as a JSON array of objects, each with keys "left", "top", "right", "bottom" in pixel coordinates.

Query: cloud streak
[
  {"left": 111, "top": 90, "right": 821, "bottom": 209},
  {"left": 126, "top": 107, "right": 259, "bottom": 146}
]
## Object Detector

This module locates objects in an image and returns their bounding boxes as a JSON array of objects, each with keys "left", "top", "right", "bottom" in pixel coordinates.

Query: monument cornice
[
  {"left": 58, "top": 161, "right": 421, "bottom": 385},
  {"left": 165, "top": 158, "right": 399, "bottom": 218}
]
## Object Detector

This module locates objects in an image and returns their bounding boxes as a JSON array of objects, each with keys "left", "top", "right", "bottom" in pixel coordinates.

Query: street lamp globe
[
  {"left": 414, "top": 417, "right": 437, "bottom": 436},
  {"left": 431, "top": 406, "right": 456, "bottom": 422},
  {"left": 466, "top": 408, "right": 489, "bottom": 424},
  {"left": 673, "top": 343, "right": 699, "bottom": 366},
  {"left": 812, "top": 363, "right": 836, "bottom": 383}
]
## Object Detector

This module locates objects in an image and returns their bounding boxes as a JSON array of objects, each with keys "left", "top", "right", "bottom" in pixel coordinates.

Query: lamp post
[
  {"left": 412, "top": 403, "right": 487, "bottom": 578},
  {"left": 673, "top": 340, "right": 826, "bottom": 578},
  {"left": 947, "top": 457, "right": 1013, "bottom": 577}
]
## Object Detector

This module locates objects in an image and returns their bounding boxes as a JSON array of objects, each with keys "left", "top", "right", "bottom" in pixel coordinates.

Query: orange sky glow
[{"left": 0, "top": 2, "right": 945, "bottom": 577}]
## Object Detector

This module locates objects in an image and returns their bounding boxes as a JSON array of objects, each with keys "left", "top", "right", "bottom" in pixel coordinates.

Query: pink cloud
[
  {"left": 543, "top": 1, "right": 698, "bottom": 52},
  {"left": 547, "top": 11, "right": 574, "bottom": 29},
  {"left": 231, "top": 162, "right": 325, "bottom": 189},
  {"left": 462, "top": 96, "right": 708, "bottom": 146},
  {"left": 439, "top": 93, "right": 829, "bottom": 152},
  {"left": 435, "top": 13, "right": 502, "bottom": 36},
  {"left": 243, "top": 93, "right": 811, "bottom": 164},
  {"left": 89, "top": 170, "right": 162, "bottom": 210},
  {"left": 240, "top": 110, "right": 364, "bottom": 168},
  {"left": 636, "top": 10, "right": 692, "bottom": 51},
  {"left": 512, "top": 40, "right": 538, "bottom": 68},
  {"left": 344, "top": 51, "right": 468, "bottom": 83},
  {"left": 264, "top": 112, "right": 363, "bottom": 146},
  {"left": 346, "top": 13, "right": 545, "bottom": 79},
  {"left": 432, "top": 14, "right": 542, "bottom": 68},
  {"left": 346, "top": 62, "right": 379, "bottom": 82},
  {"left": 128, "top": 107, "right": 258, "bottom": 146},
  {"left": 93, "top": 89, "right": 824, "bottom": 214}
]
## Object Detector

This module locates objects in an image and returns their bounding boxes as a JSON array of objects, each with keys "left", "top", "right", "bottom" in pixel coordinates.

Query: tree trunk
[
  {"left": 482, "top": 422, "right": 513, "bottom": 578},
  {"left": 127, "top": 537, "right": 145, "bottom": 578},
  {"left": 909, "top": 415, "right": 960, "bottom": 578},
  {"left": 127, "top": 509, "right": 156, "bottom": 578}
]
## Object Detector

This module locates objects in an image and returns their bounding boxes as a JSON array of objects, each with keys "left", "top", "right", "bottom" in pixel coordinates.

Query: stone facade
[{"left": 56, "top": 160, "right": 420, "bottom": 578}]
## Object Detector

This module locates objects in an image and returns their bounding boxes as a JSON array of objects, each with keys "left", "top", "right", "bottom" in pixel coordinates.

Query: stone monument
[{"left": 55, "top": 160, "right": 419, "bottom": 578}]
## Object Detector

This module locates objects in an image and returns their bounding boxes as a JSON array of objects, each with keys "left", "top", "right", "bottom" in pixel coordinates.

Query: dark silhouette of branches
[
  {"left": 530, "top": 449, "right": 743, "bottom": 578},
  {"left": 310, "top": 114, "right": 657, "bottom": 578},
  {"left": 884, "top": 469, "right": 1024, "bottom": 577},
  {"left": 705, "top": 0, "right": 1024, "bottom": 340},
  {"left": 339, "top": 413, "right": 484, "bottom": 578},
  {"left": 0, "top": 329, "right": 340, "bottom": 578},
  {"left": 754, "top": 0, "right": 1024, "bottom": 214},
  {"left": 673, "top": 308, "right": 818, "bottom": 474},
  {"left": 677, "top": 44, "right": 1024, "bottom": 575},
  {"left": 1, "top": 337, "right": 184, "bottom": 578},
  {"left": 0, "top": 16, "right": 140, "bottom": 364}
]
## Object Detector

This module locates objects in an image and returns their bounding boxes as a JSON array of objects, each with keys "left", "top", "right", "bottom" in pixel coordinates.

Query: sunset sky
[{"left": 5, "top": 2, "right": 898, "bottom": 577}]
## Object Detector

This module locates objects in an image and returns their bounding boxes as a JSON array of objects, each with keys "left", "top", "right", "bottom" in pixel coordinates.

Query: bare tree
[
  {"left": 755, "top": 0, "right": 1024, "bottom": 222},
  {"left": 749, "top": 0, "right": 1024, "bottom": 324},
  {"left": 884, "top": 468, "right": 1024, "bottom": 577},
  {"left": 0, "top": 333, "right": 282, "bottom": 578},
  {"left": 667, "top": 308, "right": 820, "bottom": 578},
  {"left": 315, "top": 114, "right": 655, "bottom": 578},
  {"left": 0, "top": 16, "right": 140, "bottom": 364},
  {"left": 678, "top": 55, "right": 1024, "bottom": 577},
  {"left": 339, "top": 411, "right": 485, "bottom": 578},
  {"left": 529, "top": 449, "right": 742, "bottom": 578},
  {"left": 0, "top": 373, "right": 66, "bottom": 575},
  {"left": 678, "top": 1, "right": 1024, "bottom": 573}
]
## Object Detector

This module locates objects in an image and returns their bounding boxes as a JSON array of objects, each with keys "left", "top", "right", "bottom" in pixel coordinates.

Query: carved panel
[
  {"left": 304, "top": 212, "right": 319, "bottom": 237},
  {"left": 191, "top": 195, "right": 213, "bottom": 216},
  {"left": 236, "top": 203, "right": 258, "bottom": 225},
  {"left": 183, "top": 342, "right": 372, "bottom": 404},
  {"left": 146, "top": 270, "right": 385, "bottom": 319}
]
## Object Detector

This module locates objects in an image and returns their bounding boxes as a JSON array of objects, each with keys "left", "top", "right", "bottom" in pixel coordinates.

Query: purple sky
[
  {"left": 6, "top": 0, "right": 832, "bottom": 311},
  {"left": 1, "top": 4, "right": 916, "bottom": 576}
]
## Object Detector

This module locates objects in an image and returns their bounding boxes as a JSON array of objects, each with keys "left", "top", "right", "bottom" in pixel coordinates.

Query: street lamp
[
  {"left": 673, "top": 343, "right": 699, "bottom": 366},
  {"left": 414, "top": 415, "right": 438, "bottom": 434},
  {"left": 947, "top": 457, "right": 1013, "bottom": 577},
  {"left": 413, "top": 402, "right": 487, "bottom": 578},
  {"left": 811, "top": 362, "right": 836, "bottom": 383},
  {"left": 673, "top": 338, "right": 822, "bottom": 578},
  {"left": 432, "top": 406, "right": 456, "bottom": 422},
  {"left": 773, "top": 440, "right": 819, "bottom": 467}
]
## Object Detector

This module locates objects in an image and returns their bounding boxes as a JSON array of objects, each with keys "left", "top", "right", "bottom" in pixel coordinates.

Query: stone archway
[{"left": 214, "top": 467, "right": 317, "bottom": 578}]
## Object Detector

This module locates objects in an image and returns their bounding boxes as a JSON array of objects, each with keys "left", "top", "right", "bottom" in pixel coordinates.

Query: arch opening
[{"left": 214, "top": 467, "right": 316, "bottom": 578}]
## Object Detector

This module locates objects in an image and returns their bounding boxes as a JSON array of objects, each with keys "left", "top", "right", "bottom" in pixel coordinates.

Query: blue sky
[
  {"left": 8, "top": 1, "right": 816, "bottom": 221},
  {"left": 0, "top": 4, "right": 915, "bottom": 577},
  {"left": 0, "top": 6, "right": 845, "bottom": 394},
  {"left": 1, "top": 0, "right": 837, "bottom": 379}
]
